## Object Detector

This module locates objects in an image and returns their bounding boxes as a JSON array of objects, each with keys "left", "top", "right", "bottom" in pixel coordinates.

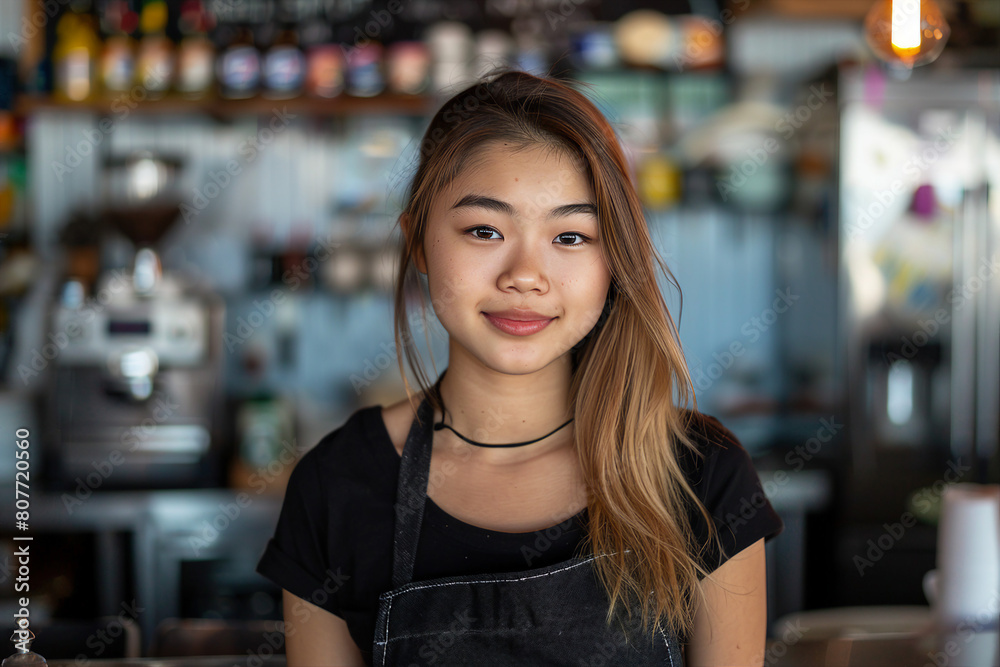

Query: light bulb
[{"left": 864, "top": 0, "right": 950, "bottom": 68}]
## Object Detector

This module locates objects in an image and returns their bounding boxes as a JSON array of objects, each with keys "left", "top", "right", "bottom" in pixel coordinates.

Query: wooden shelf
[{"left": 14, "top": 92, "right": 435, "bottom": 118}]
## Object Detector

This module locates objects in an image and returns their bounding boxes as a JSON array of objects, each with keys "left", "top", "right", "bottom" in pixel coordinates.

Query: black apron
[{"left": 372, "top": 395, "right": 684, "bottom": 666}]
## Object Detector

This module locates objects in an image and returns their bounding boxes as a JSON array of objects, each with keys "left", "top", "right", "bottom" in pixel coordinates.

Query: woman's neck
[{"left": 433, "top": 355, "right": 575, "bottom": 467}]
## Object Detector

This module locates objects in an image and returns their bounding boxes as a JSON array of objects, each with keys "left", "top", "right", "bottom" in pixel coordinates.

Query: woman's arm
[
  {"left": 685, "top": 537, "right": 768, "bottom": 667},
  {"left": 283, "top": 589, "right": 367, "bottom": 667}
]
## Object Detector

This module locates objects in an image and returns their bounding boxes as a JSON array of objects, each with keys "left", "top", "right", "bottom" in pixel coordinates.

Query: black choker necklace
[{"left": 432, "top": 381, "right": 573, "bottom": 448}]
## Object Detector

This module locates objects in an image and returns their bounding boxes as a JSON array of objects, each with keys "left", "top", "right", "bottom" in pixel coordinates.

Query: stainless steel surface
[
  {"left": 839, "top": 67, "right": 1000, "bottom": 502},
  {"left": 769, "top": 630, "right": 1000, "bottom": 666},
  {"left": 43, "top": 275, "right": 226, "bottom": 488},
  {"left": 50, "top": 286, "right": 211, "bottom": 366},
  {"left": 973, "top": 180, "right": 1000, "bottom": 471},
  {"left": 102, "top": 152, "right": 183, "bottom": 207},
  {"left": 953, "top": 176, "right": 979, "bottom": 464},
  {"left": 25, "top": 490, "right": 283, "bottom": 651},
  {"left": 41, "top": 143, "right": 225, "bottom": 487}
]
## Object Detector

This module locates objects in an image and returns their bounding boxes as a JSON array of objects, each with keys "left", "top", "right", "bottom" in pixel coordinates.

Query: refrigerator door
[{"left": 839, "top": 67, "right": 1000, "bottom": 510}]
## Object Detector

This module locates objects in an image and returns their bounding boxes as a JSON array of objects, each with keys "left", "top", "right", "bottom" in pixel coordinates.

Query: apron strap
[{"left": 391, "top": 394, "right": 435, "bottom": 589}]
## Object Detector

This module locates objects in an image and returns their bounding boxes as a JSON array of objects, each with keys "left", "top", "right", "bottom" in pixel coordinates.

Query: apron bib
[{"left": 372, "top": 395, "right": 684, "bottom": 666}]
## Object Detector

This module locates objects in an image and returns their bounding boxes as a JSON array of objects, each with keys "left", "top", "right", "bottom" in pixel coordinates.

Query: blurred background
[{"left": 0, "top": 0, "right": 997, "bottom": 660}]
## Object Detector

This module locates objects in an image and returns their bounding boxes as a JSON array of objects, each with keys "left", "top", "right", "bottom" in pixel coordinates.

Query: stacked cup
[{"left": 923, "top": 483, "right": 1000, "bottom": 667}]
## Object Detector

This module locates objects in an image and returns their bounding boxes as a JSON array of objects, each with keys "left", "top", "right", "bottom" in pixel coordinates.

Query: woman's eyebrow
[{"left": 450, "top": 194, "right": 597, "bottom": 219}]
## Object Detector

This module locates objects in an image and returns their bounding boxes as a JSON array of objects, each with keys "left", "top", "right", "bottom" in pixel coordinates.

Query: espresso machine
[{"left": 43, "top": 151, "right": 227, "bottom": 490}]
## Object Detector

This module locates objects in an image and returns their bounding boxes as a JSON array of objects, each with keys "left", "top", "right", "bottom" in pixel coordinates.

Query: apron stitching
[
  {"left": 380, "top": 626, "right": 541, "bottom": 642},
  {"left": 379, "top": 596, "right": 394, "bottom": 667},
  {"left": 657, "top": 620, "right": 675, "bottom": 667},
  {"left": 381, "top": 554, "right": 604, "bottom": 602}
]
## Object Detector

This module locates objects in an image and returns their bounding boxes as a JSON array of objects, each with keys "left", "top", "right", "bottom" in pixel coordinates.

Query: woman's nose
[{"left": 499, "top": 241, "right": 549, "bottom": 294}]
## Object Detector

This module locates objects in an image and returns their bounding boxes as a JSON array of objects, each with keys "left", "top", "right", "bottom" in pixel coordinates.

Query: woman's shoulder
[
  {"left": 677, "top": 408, "right": 742, "bottom": 453},
  {"left": 674, "top": 409, "right": 785, "bottom": 567},
  {"left": 379, "top": 393, "right": 427, "bottom": 458},
  {"left": 291, "top": 403, "right": 388, "bottom": 481},
  {"left": 672, "top": 408, "right": 756, "bottom": 485}
]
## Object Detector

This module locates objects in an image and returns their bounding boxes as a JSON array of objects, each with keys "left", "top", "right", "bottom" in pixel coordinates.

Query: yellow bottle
[
  {"left": 53, "top": 9, "right": 100, "bottom": 102},
  {"left": 638, "top": 153, "right": 682, "bottom": 210}
]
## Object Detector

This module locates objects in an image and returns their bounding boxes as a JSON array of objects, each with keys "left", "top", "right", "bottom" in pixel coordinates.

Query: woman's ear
[{"left": 400, "top": 213, "right": 427, "bottom": 274}]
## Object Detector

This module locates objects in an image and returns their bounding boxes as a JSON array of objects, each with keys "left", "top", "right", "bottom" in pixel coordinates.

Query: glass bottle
[
  {"left": 262, "top": 16, "right": 305, "bottom": 99},
  {"left": 302, "top": 18, "right": 344, "bottom": 98},
  {"left": 135, "top": 0, "right": 174, "bottom": 99},
  {"left": 176, "top": 0, "right": 215, "bottom": 99},
  {"left": 2, "top": 620, "right": 47, "bottom": 665},
  {"left": 218, "top": 24, "right": 260, "bottom": 99},
  {"left": 52, "top": 0, "right": 100, "bottom": 102},
  {"left": 99, "top": 0, "right": 137, "bottom": 96}
]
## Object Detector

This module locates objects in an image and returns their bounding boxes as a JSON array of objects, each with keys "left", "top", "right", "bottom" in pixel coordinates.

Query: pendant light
[{"left": 864, "top": 0, "right": 950, "bottom": 69}]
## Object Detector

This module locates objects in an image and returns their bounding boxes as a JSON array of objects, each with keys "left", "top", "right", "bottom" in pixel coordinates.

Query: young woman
[{"left": 257, "top": 69, "right": 783, "bottom": 666}]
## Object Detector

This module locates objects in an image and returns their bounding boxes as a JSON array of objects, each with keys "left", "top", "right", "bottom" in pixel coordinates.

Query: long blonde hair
[{"left": 391, "top": 68, "right": 721, "bottom": 642}]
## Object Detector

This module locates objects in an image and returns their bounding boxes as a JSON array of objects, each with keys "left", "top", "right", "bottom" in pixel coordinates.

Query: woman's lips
[{"left": 483, "top": 313, "right": 555, "bottom": 336}]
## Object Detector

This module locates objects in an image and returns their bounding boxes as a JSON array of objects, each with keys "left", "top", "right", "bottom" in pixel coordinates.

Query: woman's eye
[
  {"left": 555, "top": 233, "right": 590, "bottom": 246},
  {"left": 464, "top": 227, "right": 591, "bottom": 246},
  {"left": 466, "top": 226, "right": 501, "bottom": 241}
]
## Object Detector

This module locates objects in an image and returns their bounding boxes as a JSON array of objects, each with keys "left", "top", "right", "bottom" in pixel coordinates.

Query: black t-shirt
[{"left": 256, "top": 404, "right": 783, "bottom": 664}]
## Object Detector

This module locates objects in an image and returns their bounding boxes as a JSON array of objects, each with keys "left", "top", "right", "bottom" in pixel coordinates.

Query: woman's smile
[{"left": 482, "top": 311, "right": 556, "bottom": 336}]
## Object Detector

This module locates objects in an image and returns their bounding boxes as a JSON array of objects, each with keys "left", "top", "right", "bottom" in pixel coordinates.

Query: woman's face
[{"left": 414, "top": 141, "right": 613, "bottom": 374}]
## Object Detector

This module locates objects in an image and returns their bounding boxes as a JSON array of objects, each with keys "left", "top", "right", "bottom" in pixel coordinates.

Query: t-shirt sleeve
[
  {"left": 684, "top": 413, "right": 784, "bottom": 576},
  {"left": 256, "top": 445, "right": 344, "bottom": 618}
]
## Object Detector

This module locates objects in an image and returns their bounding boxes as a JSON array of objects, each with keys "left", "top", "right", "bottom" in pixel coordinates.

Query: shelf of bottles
[
  {"left": 15, "top": 0, "right": 731, "bottom": 117},
  {"left": 13, "top": 90, "right": 432, "bottom": 117},
  {"left": 19, "top": 0, "right": 455, "bottom": 117}
]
